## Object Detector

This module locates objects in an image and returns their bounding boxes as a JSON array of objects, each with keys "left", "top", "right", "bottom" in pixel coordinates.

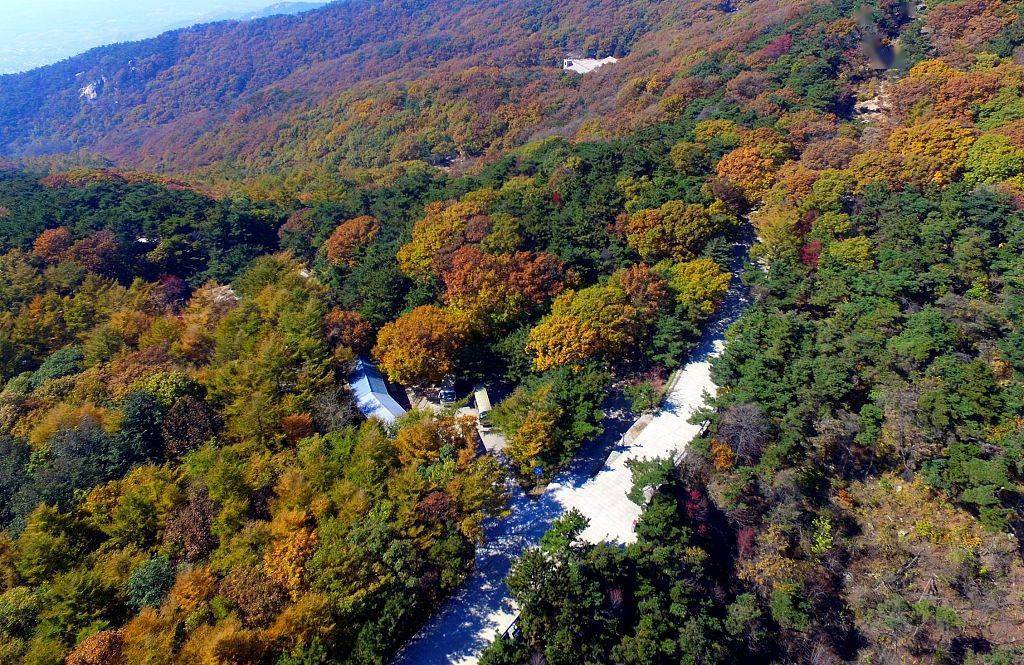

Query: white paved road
[{"left": 393, "top": 247, "right": 750, "bottom": 665}]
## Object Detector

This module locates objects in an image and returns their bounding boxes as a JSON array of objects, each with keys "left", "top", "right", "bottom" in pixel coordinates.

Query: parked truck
[{"left": 474, "top": 385, "right": 492, "bottom": 431}]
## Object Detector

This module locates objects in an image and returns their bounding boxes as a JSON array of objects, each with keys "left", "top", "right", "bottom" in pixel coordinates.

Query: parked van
[{"left": 474, "top": 385, "right": 493, "bottom": 430}]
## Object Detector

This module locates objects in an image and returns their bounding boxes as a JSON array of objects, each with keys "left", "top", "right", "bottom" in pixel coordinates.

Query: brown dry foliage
[{"left": 66, "top": 630, "right": 125, "bottom": 665}]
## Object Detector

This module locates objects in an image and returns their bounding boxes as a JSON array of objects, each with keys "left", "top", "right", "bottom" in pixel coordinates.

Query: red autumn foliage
[
  {"left": 754, "top": 33, "right": 793, "bottom": 61},
  {"left": 163, "top": 484, "right": 218, "bottom": 562},
  {"left": 725, "top": 70, "right": 775, "bottom": 105},
  {"left": 219, "top": 565, "right": 289, "bottom": 628},
  {"left": 737, "top": 527, "right": 757, "bottom": 558},
  {"left": 926, "top": 0, "right": 1016, "bottom": 54},
  {"left": 615, "top": 263, "right": 670, "bottom": 317},
  {"left": 156, "top": 274, "right": 189, "bottom": 308},
  {"left": 684, "top": 487, "right": 711, "bottom": 536},
  {"left": 162, "top": 396, "right": 218, "bottom": 459},
  {"left": 1, "top": 0, "right": 831, "bottom": 177},
  {"left": 934, "top": 70, "right": 1004, "bottom": 120},
  {"left": 417, "top": 490, "right": 458, "bottom": 523},
  {"left": 278, "top": 208, "right": 313, "bottom": 243},
  {"left": 69, "top": 229, "right": 120, "bottom": 274},
  {"left": 325, "top": 308, "right": 373, "bottom": 352},
  {"left": 800, "top": 240, "right": 823, "bottom": 267},
  {"left": 800, "top": 136, "right": 860, "bottom": 170}
]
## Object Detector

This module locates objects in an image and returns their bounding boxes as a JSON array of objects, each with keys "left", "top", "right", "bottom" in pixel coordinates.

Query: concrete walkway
[{"left": 393, "top": 245, "right": 750, "bottom": 665}]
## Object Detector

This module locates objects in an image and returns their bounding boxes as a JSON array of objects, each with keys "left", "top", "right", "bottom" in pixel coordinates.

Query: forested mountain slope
[
  {"left": 0, "top": 0, "right": 824, "bottom": 177},
  {"left": 479, "top": 0, "right": 1024, "bottom": 663},
  {"left": 1, "top": 0, "right": 1024, "bottom": 663}
]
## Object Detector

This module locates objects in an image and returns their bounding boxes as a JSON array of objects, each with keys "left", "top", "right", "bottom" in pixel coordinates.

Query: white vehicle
[{"left": 474, "top": 385, "right": 493, "bottom": 431}]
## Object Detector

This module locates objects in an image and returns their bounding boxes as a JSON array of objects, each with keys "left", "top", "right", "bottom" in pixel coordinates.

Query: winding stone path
[{"left": 394, "top": 244, "right": 750, "bottom": 665}]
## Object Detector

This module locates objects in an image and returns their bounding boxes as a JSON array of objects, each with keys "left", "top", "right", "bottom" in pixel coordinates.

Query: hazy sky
[{"left": 0, "top": 0, "right": 280, "bottom": 74}]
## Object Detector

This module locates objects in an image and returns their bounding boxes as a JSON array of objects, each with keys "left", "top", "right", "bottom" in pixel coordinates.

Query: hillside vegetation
[
  {"left": 0, "top": 0, "right": 824, "bottom": 178},
  {"left": 1, "top": 0, "right": 1024, "bottom": 663},
  {"left": 482, "top": 0, "right": 1024, "bottom": 663}
]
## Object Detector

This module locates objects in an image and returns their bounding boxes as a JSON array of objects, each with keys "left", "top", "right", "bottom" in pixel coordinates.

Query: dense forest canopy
[{"left": 1, "top": 0, "right": 1024, "bottom": 662}]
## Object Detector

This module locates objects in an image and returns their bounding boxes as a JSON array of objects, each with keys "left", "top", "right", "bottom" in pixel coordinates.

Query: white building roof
[
  {"left": 562, "top": 56, "right": 618, "bottom": 74},
  {"left": 348, "top": 357, "right": 407, "bottom": 425}
]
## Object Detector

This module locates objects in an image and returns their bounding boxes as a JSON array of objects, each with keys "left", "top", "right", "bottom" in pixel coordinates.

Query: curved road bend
[{"left": 394, "top": 242, "right": 751, "bottom": 665}]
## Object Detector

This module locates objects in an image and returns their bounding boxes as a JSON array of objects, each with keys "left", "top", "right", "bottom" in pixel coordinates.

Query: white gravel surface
[{"left": 394, "top": 244, "right": 750, "bottom": 665}]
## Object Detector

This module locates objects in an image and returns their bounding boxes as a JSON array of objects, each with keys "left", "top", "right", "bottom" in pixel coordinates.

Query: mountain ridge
[{"left": 0, "top": 0, "right": 817, "bottom": 178}]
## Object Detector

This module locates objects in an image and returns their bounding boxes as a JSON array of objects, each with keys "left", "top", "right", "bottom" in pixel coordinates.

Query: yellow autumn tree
[
  {"left": 373, "top": 305, "right": 470, "bottom": 385},
  {"left": 396, "top": 188, "right": 498, "bottom": 280},
  {"left": 694, "top": 118, "right": 747, "bottom": 145},
  {"left": 505, "top": 404, "right": 559, "bottom": 470},
  {"left": 661, "top": 258, "right": 732, "bottom": 321},
  {"left": 525, "top": 311, "right": 601, "bottom": 371},
  {"left": 264, "top": 592, "right": 335, "bottom": 649},
  {"left": 392, "top": 413, "right": 478, "bottom": 465},
  {"left": 489, "top": 382, "right": 561, "bottom": 472},
  {"left": 167, "top": 566, "right": 217, "bottom": 615},
  {"left": 527, "top": 282, "right": 640, "bottom": 370},
  {"left": 617, "top": 200, "right": 727, "bottom": 261},
  {"left": 264, "top": 510, "right": 319, "bottom": 600},
  {"left": 825, "top": 236, "right": 874, "bottom": 270},
  {"left": 887, "top": 118, "right": 977, "bottom": 186},
  {"left": 669, "top": 141, "right": 709, "bottom": 175},
  {"left": 846, "top": 149, "right": 904, "bottom": 192},
  {"left": 750, "top": 204, "right": 802, "bottom": 263}
]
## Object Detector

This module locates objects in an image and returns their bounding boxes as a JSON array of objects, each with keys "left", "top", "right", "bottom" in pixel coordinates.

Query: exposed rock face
[{"left": 78, "top": 75, "right": 106, "bottom": 101}]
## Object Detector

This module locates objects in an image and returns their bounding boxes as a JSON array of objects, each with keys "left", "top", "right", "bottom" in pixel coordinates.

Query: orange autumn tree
[
  {"left": 614, "top": 263, "right": 671, "bottom": 317},
  {"left": 925, "top": 0, "right": 1016, "bottom": 56},
  {"left": 323, "top": 215, "right": 379, "bottom": 267},
  {"left": 393, "top": 413, "right": 479, "bottom": 465},
  {"left": 884, "top": 57, "right": 1011, "bottom": 124},
  {"left": 32, "top": 227, "right": 73, "bottom": 263},
  {"left": 263, "top": 511, "right": 319, "bottom": 600},
  {"left": 716, "top": 145, "right": 781, "bottom": 200},
  {"left": 441, "top": 246, "right": 564, "bottom": 328},
  {"left": 373, "top": 305, "right": 470, "bottom": 385},
  {"left": 396, "top": 189, "right": 498, "bottom": 280},
  {"left": 66, "top": 630, "right": 125, "bottom": 665},
  {"left": 68, "top": 229, "right": 120, "bottom": 275},
  {"left": 616, "top": 200, "right": 729, "bottom": 261},
  {"left": 324, "top": 307, "right": 373, "bottom": 353}
]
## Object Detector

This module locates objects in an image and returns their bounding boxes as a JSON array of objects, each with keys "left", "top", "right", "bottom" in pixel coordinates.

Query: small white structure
[
  {"left": 562, "top": 56, "right": 618, "bottom": 74},
  {"left": 348, "top": 357, "right": 407, "bottom": 425}
]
